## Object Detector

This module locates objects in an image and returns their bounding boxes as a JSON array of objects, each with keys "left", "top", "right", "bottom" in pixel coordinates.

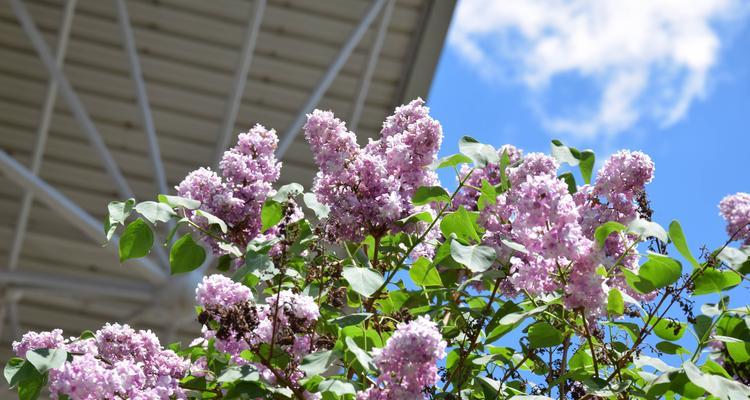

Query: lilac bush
[{"left": 6, "top": 99, "right": 750, "bottom": 400}]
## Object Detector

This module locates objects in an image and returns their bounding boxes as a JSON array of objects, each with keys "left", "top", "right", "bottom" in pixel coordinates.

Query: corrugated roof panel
[{"left": 0, "top": 1, "right": 455, "bottom": 391}]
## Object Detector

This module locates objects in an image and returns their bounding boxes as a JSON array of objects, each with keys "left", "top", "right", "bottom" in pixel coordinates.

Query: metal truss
[{"left": 0, "top": 0, "right": 396, "bottom": 339}]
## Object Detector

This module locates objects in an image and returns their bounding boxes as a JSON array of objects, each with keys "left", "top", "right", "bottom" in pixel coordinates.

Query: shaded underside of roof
[{"left": 0, "top": 0, "right": 456, "bottom": 387}]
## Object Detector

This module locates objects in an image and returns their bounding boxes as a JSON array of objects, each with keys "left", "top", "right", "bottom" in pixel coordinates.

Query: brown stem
[
  {"left": 559, "top": 334, "right": 571, "bottom": 399},
  {"left": 580, "top": 310, "right": 599, "bottom": 378},
  {"left": 442, "top": 277, "right": 502, "bottom": 392},
  {"left": 364, "top": 170, "right": 476, "bottom": 313}
]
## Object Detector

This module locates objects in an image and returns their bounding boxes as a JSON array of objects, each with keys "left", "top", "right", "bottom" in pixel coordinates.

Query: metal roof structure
[{"left": 0, "top": 0, "right": 455, "bottom": 386}]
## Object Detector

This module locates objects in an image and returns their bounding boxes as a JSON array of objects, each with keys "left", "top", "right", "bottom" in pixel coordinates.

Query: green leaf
[
  {"left": 224, "top": 382, "right": 265, "bottom": 398},
  {"left": 345, "top": 337, "right": 374, "bottom": 371},
  {"left": 693, "top": 268, "right": 741, "bottom": 295},
  {"left": 217, "top": 365, "right": 260, "bottom": 382},
  {"left": 164, "top": 217, "right": 188, "bottom": 245},
  {"left": 261, "top": 200, "right": 283, "bottom": 232},
  {"left": 656, "top": 341, "right": 690, "bottom": 355},
  {"left": 105, "top": 198, "right": 135, "bottom": 240},
  {"left": 669, "top": 220, "right": 701, "bottom": 269},
  {"left": 578, "top": 150, "right": 595, "bottom": 184},
  {"left": 397, "top": 211, "right": 434, "bottom": 226},
  {"left": 342, "top": 267, "right": 384, "bottom": 298},
  {"left": 234, "top": 251, "right": 277, "bottom": 281},
  {"left": 594, "top": 221, "right": 627, "bottom": 248},
  {"left": 551, "top": 140, "right": 581, "bottom": 165},
  {"left": 318, "top": 379, "right": 356, "bottom": 396},
  {"left": 303, "top": 193, "right": 330, "bottom": 219},
  {"left": 628, "top": 219, "right": 668, "bottom": 243},
  {"left": 158, "top": 194, "right": 201, "bottom": 210},
  {"left": 17, "top": 374, "right": 43, "bottom": 400},
  {"left": 135, "top": 201, "right": 176, "bottom": 224},
  {"left": 431, "top": 153, "right": 473, "bottom": 170},
  {"left": 450, "top": 240, "right": 496, "bottom": 273},
  {"left": 528, "top": 322, "right": 564, "bottom": 348},
  {"left": 652, "top": 317, "right": 686, "bottom": 341},
  {"left": 328, "top": 313, "right": 372, "bottom": 328},
  {"left": 497, "top": 305, "right": 548, "bottom": 326},
  {"left": 26, "top": 348, "right": 67, "bottom": 374},
  {"left": 217, "top": 254, "right": 232, "bottom": 272},
  {"left": 169, "top": 234, "right": 206, "bottom": 274},
  {"left": 412, "top": 185, "right": 451, "bottom": 206},
  {"left": 107, "top": 198, "right": 135, "bottom": 225},
  {"left": 624, "top": 253, "right": 682, "bottom": 293},
  {"left": 299, "top": 350, "right": 337, "bottom": 377},
  {"left": 459, "top": 136, "right": 499, "bottom": 167},
  {"left": 194, "top": 209, "right": 228, "bottom": 233},
  {"left": 607, "top": 288, "right": 624, "bottom": 316},
  {"left": 271, "top": 183, "right": 304, "bottom": 202},
  {"left": 409, "top": 257, "right": 443, "bottom": 287},
  {"left": 119, "top": 218, "right": 154, "bottom": 262},
  {"left": 440, "top": 207, "right": 481, "bottom": 243},
  {"left": 683, "top": 361, "right": 750, "bottom": 400},
  {"left": 4, "top": 358, "right": 25, "bottom": 386},
  {"left": 558, "top": 172, "right": 577, "bottom": 194}
]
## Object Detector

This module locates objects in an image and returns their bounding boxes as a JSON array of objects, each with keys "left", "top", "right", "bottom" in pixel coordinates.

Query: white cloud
[{"left": 449, "top": 0, "right": 747, "bottom": 138}]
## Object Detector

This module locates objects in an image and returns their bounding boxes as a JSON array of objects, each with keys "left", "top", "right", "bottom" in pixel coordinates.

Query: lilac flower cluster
[
  {"left": 304, "top": 98, "right": 442, "bottom": 242},
  {"left": 13, "top": 324, "right": 187, "bottom": 399},
  {"left": 719, "top": 192, "right": 750, "bottom": 245},
  {"left": 358, "top": 316, "right": 446, "bottom": 400},
  {"left": 195, "top": 275, "right": 320, "bottom": 389},
  {"left": 478, "top": 150, "right": 656, "bottom": 315},
  {"left": 176, "top": 125, "right": 281, "bottom": 252}
]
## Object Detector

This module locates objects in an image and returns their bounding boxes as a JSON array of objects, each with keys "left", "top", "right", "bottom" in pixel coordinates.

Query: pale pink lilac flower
[
  {"left": 195, "top": 274, "right": 252, "bottom": 309},
  {"left": 305, "top": 98, "right": 443, "bottom": 242},
  {"left": 176, "top": 124, "right": 281, "bottom": 252},
  {"left": 719, "top": 193, "right": 750, "bottom": 245},
  {"left": 594, "top": 150, "right": 654, "bottom": 201},
  {"left": 14, "top": 324, "right": 187, "bottom": 399},
  {"left": 359, "top": 316, "right": 446, "bottom": 400}
]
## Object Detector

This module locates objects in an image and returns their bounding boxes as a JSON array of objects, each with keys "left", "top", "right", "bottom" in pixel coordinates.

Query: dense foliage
[{"left": 5, "top": 98, "right": 750, "bottom": 400}]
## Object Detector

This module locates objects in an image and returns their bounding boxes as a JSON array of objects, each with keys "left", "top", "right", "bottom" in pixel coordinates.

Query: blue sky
[
  {"left": 423, "top": 0, "right": 750, "bottom": 370},
  {"left": 428, "top": 0, "right": 750, "bottom": 264}
]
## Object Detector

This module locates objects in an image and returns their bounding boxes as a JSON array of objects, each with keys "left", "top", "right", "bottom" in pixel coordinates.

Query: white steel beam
[
  {"left": 9, "top": 0, "right": 134, "bottom": 199},
  {"left": 276, "top": 0, "right": 388, "bottom": 158},
  {"left": 349, "top": 0, "right": 395, "bottom": 132},
  {"left": 7, "top": 0, "right": 78, "bottom": 272},
  {"left": 0, "top": 270, "right": 155, "bottom": 302},
  {"left": 113, "top": 0, "right": 171, "bottom": 268},
  {"left": 0, "top": 150, "right": 167, "bottom": 283},
  {"left": 114, "top": 0, "right": 168, "bottom": 196},
  {"left": 6, "top": 290, "right": 23, "bottom": 340},
  {"left": 213, "top": 0, "right": 267, "bottom": 167}
]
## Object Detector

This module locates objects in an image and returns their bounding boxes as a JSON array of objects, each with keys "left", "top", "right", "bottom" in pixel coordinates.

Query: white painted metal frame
[
  {"left": 113, "top": 0, "right": 174, "bottom": 267},
  {"left": 213, "top": 0, "right": 267, "bottom": 167},
  {"left": 277, "top": 0, "right": 389, "bottom": 158},
  {"left": 114, "top": 0, "right": 168, "bottom": 197},
  {"left": 350, "top": 0, "right": 396, "bottom": 132},
  {"left": 0, "top": 0, "right": 414, "bottom": 339},
  {"left": 6, "top": 0, "right": 78, "bottom": 273},
  {"left": 0, "top": 150, "right": 167, "bottom": 283},
  {"left": 9, "top": 0, "right": 134, "bottom": 200}
]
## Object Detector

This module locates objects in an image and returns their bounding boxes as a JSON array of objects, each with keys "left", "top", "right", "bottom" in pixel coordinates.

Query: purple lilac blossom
[
  {"left": 176, "top": 124, "right": 281, "bottom": 252},
  {"left": 478, "top": 149, "right": 658, "bottom": 315},
  {"left": 304, "top": 98, "right": 443, "bottom": 242},
  {"left": 13, "top": 324, "right": 187, "bottom": 399},
  {"left": 195, "top": 274, "right": 252, "bottom": 309},
  {"left": 719, "top": 192, "right": 750, "bottom": 245},
  {"left": 358, "top": 316, "right": 446, "bottom": 400}
]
